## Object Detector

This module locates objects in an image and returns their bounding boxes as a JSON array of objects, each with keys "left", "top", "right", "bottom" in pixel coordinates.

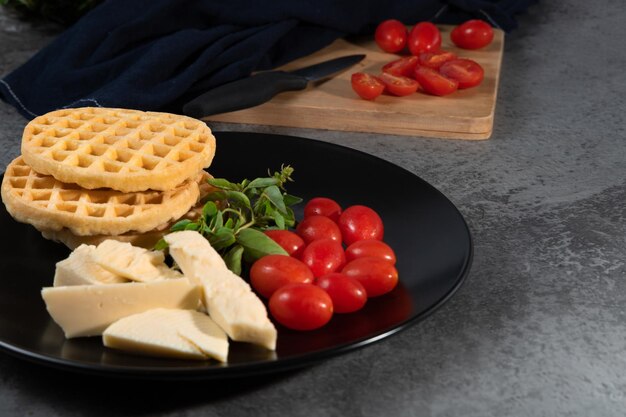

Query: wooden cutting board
[{"left": 203, "top": 25, "right": 504, "bottom": 140}]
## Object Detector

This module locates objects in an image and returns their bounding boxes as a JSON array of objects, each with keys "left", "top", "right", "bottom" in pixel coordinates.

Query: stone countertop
[{"left": 1, "top": 2, "right": 625, "bottom": 416}]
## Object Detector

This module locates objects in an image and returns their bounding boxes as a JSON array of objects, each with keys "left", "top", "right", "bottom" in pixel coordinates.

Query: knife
[{"left": 183, "top": 54, "right": 365, "bottom": 119}]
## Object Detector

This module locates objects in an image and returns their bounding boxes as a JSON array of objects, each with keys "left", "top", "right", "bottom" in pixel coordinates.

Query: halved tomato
[
  {"left": 439, "top": 58, "right": 484, "bottom": 89},
  {"left": 413, "top": 66, "right": 458, "bottom": 96},
  {"left": 418, "top": 50, "right": 457, "bottom": 69},
  {"left": 351, "top": 73, "right": 384, "bottom": 100},
  {"left": 379, "top": 72, "right": 419, "bottom": 96},
  {"left": 382, "top": 56, "right": 418, "bottom": 77}
]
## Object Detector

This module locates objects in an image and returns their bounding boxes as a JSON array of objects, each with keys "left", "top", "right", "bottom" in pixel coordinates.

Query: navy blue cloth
[{"left": 0, "top": 0, "right": 535, "bottom": 119}]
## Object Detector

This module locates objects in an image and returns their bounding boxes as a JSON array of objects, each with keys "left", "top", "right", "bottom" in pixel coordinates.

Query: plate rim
[{"left": 0, "top": 131, "right": 473, "bottom": 379}]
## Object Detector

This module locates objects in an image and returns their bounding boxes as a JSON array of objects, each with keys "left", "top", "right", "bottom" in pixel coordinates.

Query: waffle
[
  {"left": 21, "top": 107, "right": 216, "bottom": 192},
  {"left": 1, "top": 156, "right": 200, "bottom": 236}
]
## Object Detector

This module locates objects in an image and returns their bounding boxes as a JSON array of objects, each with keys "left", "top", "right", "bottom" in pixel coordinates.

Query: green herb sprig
[{"left": 156, "top": 165, "right": 302, "bottom": 275}]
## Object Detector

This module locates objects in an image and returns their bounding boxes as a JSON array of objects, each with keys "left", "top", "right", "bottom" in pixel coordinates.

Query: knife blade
[{"left": 183, "top": 54, "right": 365, "bottom": 119}]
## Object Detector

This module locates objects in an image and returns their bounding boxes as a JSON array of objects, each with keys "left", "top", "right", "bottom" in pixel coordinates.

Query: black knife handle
[{"left": 183, "top": 71, "right": 308, "bottom": 118}]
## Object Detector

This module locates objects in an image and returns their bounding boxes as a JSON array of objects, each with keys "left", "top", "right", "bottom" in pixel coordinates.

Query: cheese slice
[
  {"left": 164, "top": 231, "right": 277, "bottom": 350},
  {"left": 54, "top": 244, "right": 128, "bottom": 286},
  {"left": 93, "top": 240, "right": 167, "bottom": 282},
  {"left": 103, "top": 308, "right": 228, "bottom": 362},
  {"left": 41, "top": 278, "right": 200, "bottom": 338}
]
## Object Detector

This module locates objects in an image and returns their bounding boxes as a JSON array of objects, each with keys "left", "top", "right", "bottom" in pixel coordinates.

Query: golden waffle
[
  {"left": 21, "top": 107, "right": 216, "bottom": 192},
  {"left": 1, "top": 156, "right": 200, "bottom": 236}
]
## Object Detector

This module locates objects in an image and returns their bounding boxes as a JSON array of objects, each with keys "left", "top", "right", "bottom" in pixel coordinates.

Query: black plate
[{"left": 0, "top": 132, "right": 472, "bottom": 379}]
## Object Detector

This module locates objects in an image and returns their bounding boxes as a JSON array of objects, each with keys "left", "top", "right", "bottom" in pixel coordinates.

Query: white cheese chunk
[
  {"left": 93, "top": 240, "right": 167, "bottom": 282},
  {"left": 41, "top": 278, "right": 200, "bottom": 338},
  {"left": 54, "top": 244, "right": 128, "bottom": 286},
  {"left": 164, "top": 231, "right": 277, "bottom": 350},
  {"left": 103, "top": 308, "right": 228, "bottom": 362}
]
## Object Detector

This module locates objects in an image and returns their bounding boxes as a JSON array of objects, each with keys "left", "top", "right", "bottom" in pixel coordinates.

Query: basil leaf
[
  {"left": 184, "top": 222, "right": 200, "bottom": 231},
  {"left": 207, "top": 178, "right": 240, "bottom": 191},
  {"left": 205, "top": 190, "right": 251, "bottom": 209},
  {"left": 171, "top": 219, "right": 193, "bottom": 232},
  {"left": 210, "top": 227, "right": 236, "bottom": 250},
  {"left": 273, "top": 210, "right": 285, "bottom": 229},
  {"left": 246, "top": 177, "right": 279, "bottom": 189},
  {"left": 202, "top": 201, "right": 218, "bottom": 219},
  {"left": 284, "top": 194, "right": 303, "bottom": 207},
  {"left": 153, "top": 238, "right": 168, "bottom": 250},
  {"left": 223, "top": 244, "right": 244, "bottom": 275},
  {"left": 263, "top": 185, "right": 287, "bottom": 214},
  {"left": 236, "top": 228, "right": 288, "bottom": 261}
]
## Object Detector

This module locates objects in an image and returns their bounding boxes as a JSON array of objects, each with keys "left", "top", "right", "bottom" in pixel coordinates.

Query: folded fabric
[{"left": 0, "top": 0, "right": 536, "bottom": 119}]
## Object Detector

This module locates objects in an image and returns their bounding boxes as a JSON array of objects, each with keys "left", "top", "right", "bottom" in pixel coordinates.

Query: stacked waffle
[{"left": 1, "top": 107, "right": 216, "bottom": 248}]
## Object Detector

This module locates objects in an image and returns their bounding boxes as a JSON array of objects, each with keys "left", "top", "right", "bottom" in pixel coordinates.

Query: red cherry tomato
[
  {"left": 250, "top": 254, "right": 314, "bottom": 299},
  {"left": 407, "top": 22, "right": 441, "bottom": 55},
  {"left": 304, "top": 197, "right": 342, "bottom": 223},
  {"left": 316, "top": 273, "right": 367, "bottom": 313},
  {"left": 382, "top": 56, "right": 418, "bottom": 78},
  {"left": 269, "top": 284, "right": 333, "bottom": 330},
  {"left": 337, "top": 205, "right": 384, "bottom": 246},
  {"left": 351, "top": 73, "right": 385, "bottom": 100},
  {"left": 439, "top": 58, "right": 484, "bottom": 89},
  {"left": 379, "top": 73, "right": 419, "bottom": 97},
  {"left": 300, "top": 239, "right": 346, "bottom": 278},
  {"left": 345, "top": 239, "right": 396, "bottom": 265},
  {"left": 296, "top": 215, "right": 342, "bottom": 244},
  {"left": 264, "top": 230, "right": 306, "bottom": 258},
  {"left": 418, "top": 50, "right": 457, "bottom": 69},
  {"left": 374, "top": 19, "right": 408, "bottom": 53},
  {"left": 451, "top": 19, "right": 494, "bottom": 50},
  {"left": 413, "top": 66, "right": 458, "bottom": 96},
  {"left": 342, "top": 257, "right": 399, "bottom": 297}
]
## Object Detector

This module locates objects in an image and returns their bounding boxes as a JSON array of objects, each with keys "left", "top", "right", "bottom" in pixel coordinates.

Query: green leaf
[
  {"left": 263, "top": 185, "right": 287, "bottom": 214},
  {"left": 236, "top": 228, "right": 288, "bottom": 261},
  {"left": 184, "top": 222, "right": 201, "bottom": 231},
  {"left": 283, "top": 194, "right": 303, "bottom": 207},
  {"left": 171, "top": 219, "right": 194, "bottom": 232},
  {"left": 246, "top": 177, "right": 279, "bottom": 189},
  {"left": 223, "top": 245, "right": 244, "bottom": 275},
  {"left": 207, "top": 178, "right": 240, "bottom": 191},
  {"left": 273, "top": 210, "right": 285, "bottom": 229},
  {"left": 224, "top": 218, "right": 234, "bottom": 229},
  {"left": 209, "top": 227, "right": 236, "bottom": 250},
  {"left": 202, "top": 201, "right": 218, "bottom": 218},
  {"left": 153, "top": 238, "right": 168, "bottom": 251},
  {"left": 205, "top": 190, "right": 251, "bottom": 209}
]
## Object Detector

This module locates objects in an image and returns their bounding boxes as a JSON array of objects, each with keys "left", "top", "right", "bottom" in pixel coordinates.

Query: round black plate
[{"left": 0, "top": 132, "right": 472, "bottom": 379}]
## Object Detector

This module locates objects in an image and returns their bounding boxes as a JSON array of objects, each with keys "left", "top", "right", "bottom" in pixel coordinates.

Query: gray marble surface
[{"left": 1, "top": 1, "right": 625, "bottom": 416}]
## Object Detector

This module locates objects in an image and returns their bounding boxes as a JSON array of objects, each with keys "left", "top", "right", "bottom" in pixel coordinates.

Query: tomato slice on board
[
  {"left": 382, "top": 56, "right": 418, "bottom": 77},
  {"left": 451, "top": 19, "right": 494, "bottom": 50},
  {"left": 413, "top": 66, "right": 458, "bottom": 96},
  {"left": 351, "top": 73, "right": 384, "bottom": 100},
  {"left": 418, "top": 50, "right": 457, "bottom": 69},
  {"left": 379, "top": 73, "right": 419, "bottom": 97},
  {"left": 407, "top": 22, "right": 442, "bottom": 55},
  {"left": 439, "top": 58, "right": 484, "bottom": 89},
  {"left": 374, "top": 19, "right": 408, "bottom": 53}
]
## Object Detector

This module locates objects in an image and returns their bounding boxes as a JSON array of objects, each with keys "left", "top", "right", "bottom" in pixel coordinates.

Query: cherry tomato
[
  {"left": 250, "top": 254, "right": 314, "bottom": 299},
  {"left": 264, "top": 230, "right": 306, "bottom": 258},
  {"left": 300, "top": 238, "right": 346, "bottom": 278},
  {"left": 451, "top": 19, "right": 494, "bottom": 50},
  {"left": 345, "top": 239, "right": 396, "bottom": 265},
  {"left": 337, "top": 205, "right": 384, "bottom": 246},
  {"left": 269, "top": 283, "right": 333, "bottom": 330},
  {"left": 439, "top": 58, "right": 484, "bottom": 89},
  {"left": 296, "top": 215, "right": 342, "bottom": 244},
  {"left": 418, "top": 50, "right": 457, "bottom": 69},
  {"left": 379, "top": 73, "right": 419, "bottom": 97},
  {"left": 374, "top": 19, "right": 408, "bottom": 53},
  {"left": 304, "top": 197, "right": 342, "bottom": 223},
  {"left": 342, "top": 257, "right": 399, "bottom": 297},
  {"left": 351, "top": 73, "right": 384, "bottom": 100},
  {"left": 382, "top": 56, "right": 418, "bottom": 78},
  {"left": 407, "top": 22, "right": 441, "bottom": 55},
  {"left": 316, "top": 273, "right": 367, "bottom": 313},
  {"left": 413, "top": 66, "right": 458, "bottom": 96}
]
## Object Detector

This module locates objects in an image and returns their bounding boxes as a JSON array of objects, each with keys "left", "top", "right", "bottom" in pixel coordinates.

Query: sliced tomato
[
  {"left": 413, "top": 66, "right": 458, "bottom": 96},
  {"left": 379, "top": 73, "right": 419, "bottom": 97},
  {"left": 418, "top": 50, "right": 457, "bottom": 69},
  {"left": 351, "top": 73, "right": 384, "bottom": 100},
  {"left": 439, "top": 58, "right": 484, "bottom": 89},
  {"left": 382, "top": 56, "right": 418, "bottom": 77}
]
